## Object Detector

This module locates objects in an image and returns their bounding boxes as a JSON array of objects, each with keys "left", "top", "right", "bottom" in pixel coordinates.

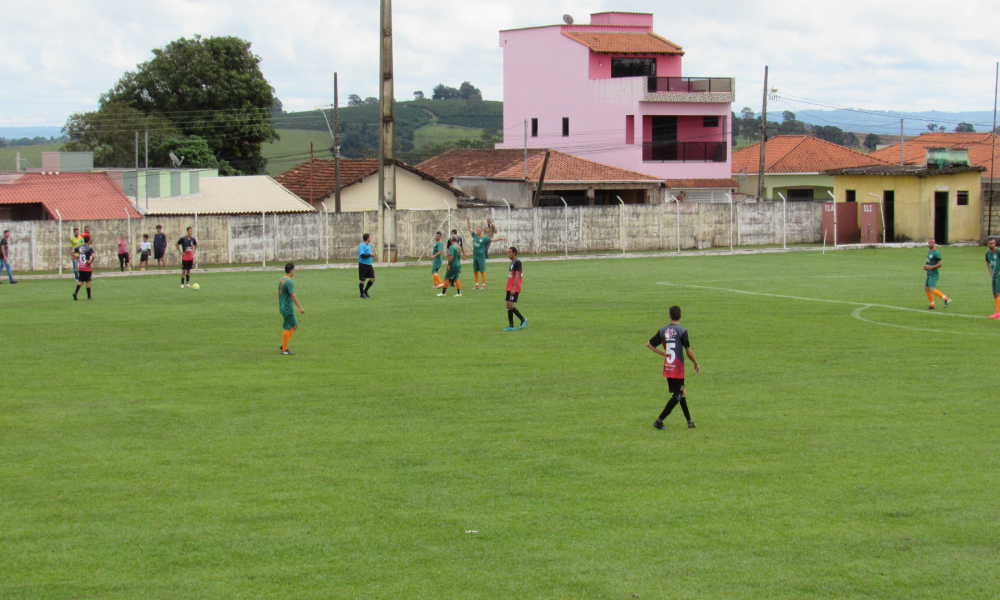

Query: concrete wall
[{"left": 0, "top": 201, "right": 823, "bottom": 272}]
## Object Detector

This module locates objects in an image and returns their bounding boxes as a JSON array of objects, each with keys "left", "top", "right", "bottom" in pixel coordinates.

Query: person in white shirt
[{"left": 139, "top": 234, "right": 152, "bottom": 271}]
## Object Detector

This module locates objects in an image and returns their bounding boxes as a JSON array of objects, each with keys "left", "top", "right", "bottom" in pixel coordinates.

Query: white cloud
[{"left": 1, "top": 0, "right": 999, "bottom": 127}]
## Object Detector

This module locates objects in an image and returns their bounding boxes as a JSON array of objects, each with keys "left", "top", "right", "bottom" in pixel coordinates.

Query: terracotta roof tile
[
  {"left": 0, "top": 172, "right": 142, "bottom": 220},
  {"left": 869, "top": 132, "right": 1000, "bottom": 178},
  {"left": 417, "top": 149, "right": 661, "bottom": 182},
  {"left": 664, "top": 178, "right": 738, "bottom": 188},
  {"left": 562, "top": 31, "right": 683, "bottom": 55},
  {"left": 731, "top": 135, "right": 893, "bottom": 174},
  {"left": 274, "top": 158, "right": 463, "bottom": 202}
]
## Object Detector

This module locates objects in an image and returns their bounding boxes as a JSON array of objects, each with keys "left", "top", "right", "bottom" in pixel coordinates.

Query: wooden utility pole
[
  {"left": 756, "top": 66, "right": 768, "bottom": 201},
  {"left": 990, "top": 62, "right": 998, "bottom": 236},
  {"left": 900, "top": 119, "right": 905, "bottom": 166},
  {"left": 309, "top": 142, "right": 315, "bottom": 206},
  {"left": 531, "top": 151, "right": 551, "bottom": 207},
  {"left": 334, "top": 72, "right": 342, "bottom": 213},
  {"left": 378, "top": 0, "right": 396, "bottom": 261}
]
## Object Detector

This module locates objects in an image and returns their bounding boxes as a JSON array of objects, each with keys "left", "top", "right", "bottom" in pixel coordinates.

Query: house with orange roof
[
  {"left": 274, "top": 158, "right": 465, "bottom": 212},
  {"left": 0, "top": 171, "right": 142, "bottom": 221},
  {"left": 731, "top": 135, "right": 893, "bottom": 200},
  {"left": 416, "top": 148, "right": 679, "bottom": 207},
  {"left": 495, "top": 12, "right": 734, "bottom": 193}
]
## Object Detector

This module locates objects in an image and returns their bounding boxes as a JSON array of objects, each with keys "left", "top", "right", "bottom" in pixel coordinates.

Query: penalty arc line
[
  {"left": 851, "top": 305, "right": 1000, "bottom": 337},
  {"left": 657, "top": 282, "right": 988, "bottom": 321}
]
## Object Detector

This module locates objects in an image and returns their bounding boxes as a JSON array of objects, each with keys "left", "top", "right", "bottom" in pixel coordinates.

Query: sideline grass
[{"left": 2, "top": 247, "right": 999, "bottom": 598}]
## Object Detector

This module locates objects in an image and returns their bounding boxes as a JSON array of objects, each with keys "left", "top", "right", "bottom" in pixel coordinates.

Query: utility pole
[
  {"left": 309, "top": 141, "right": 315, "bottom": 206},
  {"left": 756, "top": 66, "right": 768, "bottom": 200},
  {"left": 144, "top": 130, "right": 149, "bottom": 212},
  {"left": 334, "top": 72, "right": 342, "bottom": 213},
  {"left": 134, "top": 131, "right": 140, "bottom": 210},
  {"left": 900, "top": 119, "right": 905, "bottom": 166},
  {"left": 378, "top": 0, "right": 396, "bottom": 261},
  {"left": 14, "top": 152, "right": 20, "bottom": 171},
  {"left": 990, "top": 62, "right": 998, "bottom": 236},
  {"left": 524, "top": 119, "right": 528, "bottom": 180}
]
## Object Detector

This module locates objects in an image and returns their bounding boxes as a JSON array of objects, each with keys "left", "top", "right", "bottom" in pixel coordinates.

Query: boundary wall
[{"left": 0, "top": 201, "right": 823, "bottom": 272}]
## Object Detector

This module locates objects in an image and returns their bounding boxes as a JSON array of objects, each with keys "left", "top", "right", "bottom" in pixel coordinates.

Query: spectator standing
[
  {"left": 139, "top": 235, "right": 152, "bottom": 271},
  {"left": 0, "top": 230, "right": 16, "bottom": 284},
  {"left": 153, "top": 225, "right": 168, "bottom": 269},
  {"left": 69, "top": 227, "right": 84, "bottom": 281},
  {"left": 116, "top": 234, "right": 130, "bottom": 272}
]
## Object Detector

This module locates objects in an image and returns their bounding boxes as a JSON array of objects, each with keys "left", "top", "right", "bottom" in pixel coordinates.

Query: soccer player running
[
  {"left": 986, "top": 237, "right": 1000, "bottom": 318},
  {"left": 503, "top": 246, "right": 527, "bottom": 331},
  {"left": 437, "top": 236, "right": 463, "bottom": 297},
  {"left": 73, "top": 235, "right": 95, "bottom": 300},
  {"left": 177, "top": 227, "right": 197, "bottom": 287},
  {"left": 430, "top": 231, "right": 445, "bottom": 289},
  {"left": 467, "top": 215, "right": 506, "bottom": 290},
  {"left": 279, "top": 262, "right": 305, "bottom": 355},
  {"left": 646, "top": 305, "right": 700, "bottom": 430},
  {"left": 358, "top": 233, "right": 375, "bottom": 298},
  {"left": 924, "top": 237, "right": 950, "bottom": 310}
]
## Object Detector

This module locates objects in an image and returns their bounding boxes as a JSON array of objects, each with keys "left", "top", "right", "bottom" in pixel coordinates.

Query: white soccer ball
[{"left": 191, "top": 283, "right": 200, "bottom": 290}]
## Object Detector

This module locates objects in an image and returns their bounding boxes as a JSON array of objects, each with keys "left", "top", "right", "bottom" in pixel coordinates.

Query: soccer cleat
[
  {"left": 687, "top": 420, "right": 696, "bottom": 429},
  {"left": 363, "top": 292, "right": 370, "bottom": 298},
  {"left": 437, "top": 292, "right": 447, "bottom": 297},
  {"left": 455, "top": 293, "right": 462, "bottom": 297},
  {"left": 944, "top": 298, "right": 951, "bottom": 308},
  {"left": 989, "top": 312, "right": 1000, "bottom": 319},
  {"left": 73, "top": 293, "right": 77, "bottom": 301},
  {"left": 503, "top": 326, "right": 516, "bottom": 331},
  {"left": 9, "top": 280, "right": 17, "bottom": 284},
  {"left": 928, "top": 305, "right": 935, "bottom": 310},
  {"left": 281, "top": 349, "right": 294, "bottom": 355},
  {"left": 181, "top": 284, "right": 185, "bottom": 289},
  {"left": 654, "top": 419, "right": 664, "bottom": 430},
  {"left": 518, "top": 318, "right": 528, "bottom": 330}
]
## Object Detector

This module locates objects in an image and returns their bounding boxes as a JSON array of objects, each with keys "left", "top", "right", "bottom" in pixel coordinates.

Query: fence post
[
  {"left": 227, "top": 215, "right": 234, "bottom": 264},
  {"left": 30, "top": 221, "right": 36, "bottom": 272},
  {"left": 259, "top": 205, "right": 266, "bottom": 269},
  {"left": 668, "top": 195, "right": 681, "bottom": 251},
  {"left": 777, "top": 192, "right": 787, "bottom": 249},
  {"left": 559, "top": 197, "right": 569, "bottom": 257},
  {"left": 56, "top": 210, "right": 63, "bottom": 275},
  {"left": 617, "top": 196, "right": 626, "bottom": 254},
  {"left": 321, "top": 202, "right": 329, "bottom": 265},
  {"left": 726, "top": 193, "right": 734, "bottom": 251}
]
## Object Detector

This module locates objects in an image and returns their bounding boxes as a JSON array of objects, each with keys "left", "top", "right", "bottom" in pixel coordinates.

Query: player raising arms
[
  {"left": 987, "top": 237, "right": 1000, "bottom": 318},
  {"left": 430, "top": 231, "right": 445, "bottom": 289},
  {"left": 73, "top": 235, "right": 95, "bottom": 300},
  {"left": 646, "top": 305, "right": 700, "bottom": 430},
  {"left": 467, "top": 215, "right": 506, "bottom": 290},
  {"left": 502, "top": 247, "right": 527, "bottom": 331},
  {"left": 924, "top": 238, "right": 950, "bottom": 310}
]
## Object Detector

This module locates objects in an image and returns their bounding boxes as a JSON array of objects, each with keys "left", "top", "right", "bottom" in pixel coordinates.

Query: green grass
[
  {"left": 3, "top": 247, "right": 999, "bottom": 598},
  {"left": 0, "top": 143, "right": 66, "bottom": 170},
  {"left": 413, "top": 123, "right": 484, "bottom": 149}
]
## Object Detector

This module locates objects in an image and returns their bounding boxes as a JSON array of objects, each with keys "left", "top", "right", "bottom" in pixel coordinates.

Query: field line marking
[
  {"left": 851, "top": 305, "right": 1000, "bottom": 337},
  {"left": 657, "top": 282, "right": 986, "bottom": 320}
]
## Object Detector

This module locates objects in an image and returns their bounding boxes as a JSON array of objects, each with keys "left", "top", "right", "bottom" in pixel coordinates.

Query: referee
[{"left": 358, "top": 233, "right": 375, "bottom": 299}]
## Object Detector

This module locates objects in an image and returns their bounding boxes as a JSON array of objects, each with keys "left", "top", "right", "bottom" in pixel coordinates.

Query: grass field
[
  {"left": 0, "top": 143, "right": 66, "bottom": 171},
  {"left": 412, "top": 123, "right": 484, "bottom": 148},
  {"left": 3, "top": 247, "right": 999, "bottom": 598}
]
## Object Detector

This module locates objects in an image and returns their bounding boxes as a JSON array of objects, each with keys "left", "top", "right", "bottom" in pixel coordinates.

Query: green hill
[{"left": 0, "top": 143, "right": 66, "bottom": 171}]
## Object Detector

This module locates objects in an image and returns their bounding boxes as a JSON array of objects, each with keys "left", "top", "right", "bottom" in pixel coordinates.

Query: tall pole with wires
[
  {"left": 378, "top": 0, "right": 396, "bottom": 261},
  {"left": 990, "top": 62, "right": 998, "bottom": 237},
  {"left": 334, "top": 72, "right": 342, "bottom": 213},
  {"left": 900, "top": 119, "right": 905, "bottom": 166},
  {"left": 757, "top": 66, "right": 768, "bottom": 200}
]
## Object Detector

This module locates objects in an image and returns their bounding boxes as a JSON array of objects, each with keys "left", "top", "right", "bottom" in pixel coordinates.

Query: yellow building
[{"left": 824, "top": 165, "right": 985, "bottom": 244}]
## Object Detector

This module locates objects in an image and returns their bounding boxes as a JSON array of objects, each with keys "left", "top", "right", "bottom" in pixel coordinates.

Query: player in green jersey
[
  {"left": 924, "top": 238, "right": 950, "bottom": 310},
  {"left": 430, "top": 231, "right": 445, "bottom": 289},
  {"left": 437, "top": 237, "right": 463, "bottom": 297},
  {"left": 279, "top": 263, "right": 305, "bottom": 355},
  {"left": 467, "top": 215, "right": 506, "bottom": 290},
  {"left": 986, "top": 237, "right": 1000, "bottom": 318}
]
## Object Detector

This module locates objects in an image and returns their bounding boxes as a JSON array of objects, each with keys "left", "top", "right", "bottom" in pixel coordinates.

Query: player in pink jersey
[{"left": 646, "top": 305, "right": 700, "bottom": 430}]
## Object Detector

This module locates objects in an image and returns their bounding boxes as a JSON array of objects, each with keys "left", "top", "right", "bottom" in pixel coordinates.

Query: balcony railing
[
  {"left": 642, "top": 141, "right": 727, "bottom": 163},
  {"left": 647, "top": 77, "right": 733, "bottom": 93}
]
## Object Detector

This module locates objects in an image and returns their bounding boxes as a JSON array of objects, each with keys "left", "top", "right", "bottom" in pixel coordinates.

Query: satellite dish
[
  {"left": 563, "top": 14, "right": 574, "bottom": 25},
  {"left": 168, "top": 152, "right": 185, "bottom": 168}
]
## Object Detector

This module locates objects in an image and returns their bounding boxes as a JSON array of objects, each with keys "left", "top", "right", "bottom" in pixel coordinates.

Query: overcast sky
[{"left": 2, "top": 0, "right": 999, "bottom": 129}]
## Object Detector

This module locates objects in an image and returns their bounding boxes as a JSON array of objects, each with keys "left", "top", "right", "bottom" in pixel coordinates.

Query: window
[
  {"left": 625, "top": 115, "right": 635, "bottom": 145},
  {"left": 845, "top": 190, "right": 856, "bottom": 202},
  {"left": 531, "top": 118, "right": 538, "bottom": 137},
  {"left": 562, "top": 118, "right": 569, "bottom": 137},
  {"left": 703, "top": 116, "right": 719, "bottom": 128},
  {"left": 957, "top": 191, "right": 969, "bottom": 206},
  {"left": 787, "top": 188, "right": 814, "bottom": 200},
  {"left": 611, "top": 57, "right": 657, "bottom": 78}
]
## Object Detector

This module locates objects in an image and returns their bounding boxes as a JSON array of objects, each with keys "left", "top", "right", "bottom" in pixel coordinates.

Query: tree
[
  {"left": 156, "top": 136, "right": 237, "bottom": 174},
  {"left": 731, "top": 111, "right": 741, "bottom": 142},
  {"left": 63, "top": 103, "right": 183, "bottom": 168},
  {"left": 782, "top": 111, "right": 796, "bottom": 123},
  {"left": 741, "top": 107, "right": 755, "bottom": 120},
  {"left": 811, "top": 125, "right": 848, "bottom": 146},
  {"left": 348, "top": 94, "right": 364, "bottom": 107},
  {"left": 95, "top": 35, "right": 279, "bottom": 174},
  {"left": 778, "top": 111, "right": 807, "bottom": 136},
  {"left": 955, "top": 122, "right": 976, "bottom": 133},
  {"left": 863, "top": 133, "right": 882, "bottom": 150},
  {"left": 363, "top": 97, "right": 378, "bottom": 105},
  {"left": 432, "top": 84, "right": 461, "bottom": 100},
  {"left": 270, "top": 98, "right": 285, "bottom": 117},
  {"left": 413, "top": 91, "right": 425, "bottom": 100},
  {"left": 458, "top": 81, "right": 482, "bottom": 101}
]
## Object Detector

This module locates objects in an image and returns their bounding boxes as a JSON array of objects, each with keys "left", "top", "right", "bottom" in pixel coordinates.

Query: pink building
[{"left": 497, "top": 12, "right": 735, "bottom": 198}]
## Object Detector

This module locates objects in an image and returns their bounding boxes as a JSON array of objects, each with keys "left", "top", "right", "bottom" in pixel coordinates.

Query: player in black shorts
[
  {"left": 502, "top": 247, "right": 526, "bottom": 331},
  {"left": 646, "top": 305, "right": 700, "bottom": 429},
  {"left": 73, "top": 235, "right": 95, "bottom": 300}
]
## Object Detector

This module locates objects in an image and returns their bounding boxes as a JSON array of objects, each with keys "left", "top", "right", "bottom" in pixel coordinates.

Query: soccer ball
[{"left": 191, "top": 283, "right": 200, "bottom": 290}]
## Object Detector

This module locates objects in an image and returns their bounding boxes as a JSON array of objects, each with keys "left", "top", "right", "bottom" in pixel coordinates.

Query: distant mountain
[
  {"left": 0, "top": 126, "right": 64, "bottom": 139},
  {"left": 794, "top": 110, "right": 997, "bottom": 136}
]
